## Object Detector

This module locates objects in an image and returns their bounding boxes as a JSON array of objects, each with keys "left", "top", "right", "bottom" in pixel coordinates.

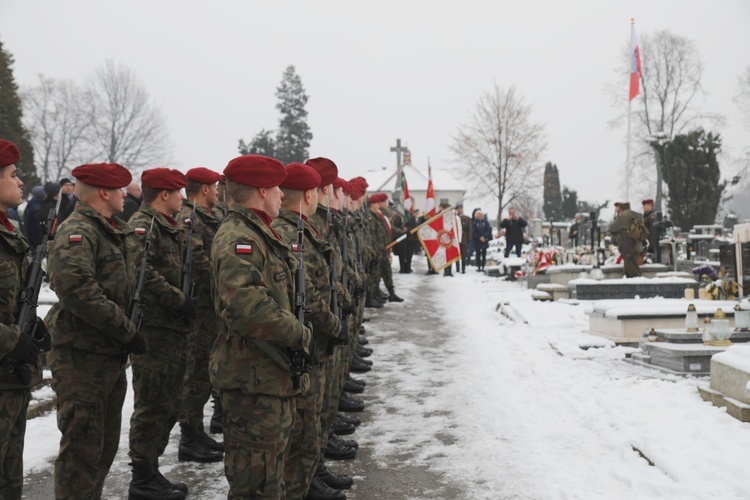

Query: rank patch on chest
[
  {"left": 69, "top": 234, "right": 83, "bottom": 243},
  {"left": 235, "top": 244, "right": 253, "bottom": 254},
  {"left": 135, "top": 227, "right": 146, "bottom": 235}
]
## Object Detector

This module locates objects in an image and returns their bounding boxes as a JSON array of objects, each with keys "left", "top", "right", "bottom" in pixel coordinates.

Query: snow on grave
[{"left": 700, "top": 344, "right": 750, "bottom": 422}]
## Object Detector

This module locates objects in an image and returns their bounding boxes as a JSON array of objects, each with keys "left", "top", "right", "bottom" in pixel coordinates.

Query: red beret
[
  {"left": 72, "top": 163, "right": 132, "bottom": 189},
  {"left": 305, "top": 157, "right": 338, "bottom": 187},
  {"left": 0, "top": 140, "right": 20, "bottom": 169},
  {"left": 642, "top": 198, "right": 654, "bottom": 205},
  {"left": 353, "top": 176, "right": 369, "bottom": 189},
  {"left": 332, "top": 177, "right": 347, "bottom": 191},
  {"left": 186, "top": 167, "right": 221, "bottom": 185},
  {"left": 141, "top": 168, "right": 187, "bottom": 190},
  {"left": 224, "top": 154, "right": 286, "bottom": 188},
  {"left": 368, "top": 193, "right": 388, "bottom": 204},
  {"left": 219, "top": 175, "right": 227, "bottom": 185},
  {"left": 280, "top": 163, "right": 321, "bottom": 192},
  {"left": 347, "top": 177, "right": 366, "bottom": 200}
]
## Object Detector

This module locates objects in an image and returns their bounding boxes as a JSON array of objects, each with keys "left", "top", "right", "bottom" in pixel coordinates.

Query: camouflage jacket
[
  {"left": 273, "top": 208, "right": 342, "bottom": 358},
  {"left": 0, "top": 220, "right": 42, "bottom": 389},
  {"left": 368, "top": 208, "right": 391, "bottom": 254},
  {"left": 130, "top": 204, "right": 188, "bottom": 332},
  {"left": 340, "top": 209, "right": 364, "bottom": 300},
  {"left": 178, "top": 201, "right": 220, "bottom": 311},
  {"left": 46, "top": 202, "right": 138, "bottom": 357},
  {"left": 209, "top": 204, "right": 312, "bottom": 397},
  {"left": 310, "top": 205, "right": 353, "bottom": 312}
]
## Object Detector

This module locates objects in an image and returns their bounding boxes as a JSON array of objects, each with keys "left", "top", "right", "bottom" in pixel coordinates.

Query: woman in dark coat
[{"left": 471, "top": 210, "right": 493, "bottom": 271}]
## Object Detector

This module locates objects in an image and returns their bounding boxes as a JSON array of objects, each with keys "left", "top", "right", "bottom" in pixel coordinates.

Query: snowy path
[{"left": 21, "top": 261, "right": 750, "bottom": 499}]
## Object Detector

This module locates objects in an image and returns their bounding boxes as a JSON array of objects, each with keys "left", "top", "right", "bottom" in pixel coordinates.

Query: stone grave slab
[
  {"left": 699, "top": 344, "right": 750, "bottom": 422},
  {"left": 536, "top": 283, "right": 570, "bottom": 301},
  {"left": 573, "top": 277, "right": 698, "bottom": 300},
  {"left": 586, "top": 299, "right": 736, "bottom": 345},
  {"left": 633, "top": 343, "right": 727, "bottom": 375}
]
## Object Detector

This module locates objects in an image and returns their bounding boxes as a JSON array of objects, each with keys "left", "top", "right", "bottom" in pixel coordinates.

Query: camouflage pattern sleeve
[
  {"left": 49, "top": 222, "right": 135, "bottom": 343},
  {"left": 0, "top": 324, "right": 21, "bottom": 359},
  {"left": 302, "top": 253, "right": 341, "bottom": 340},
  {"left": 215, "top": 236, "right": 310, "bottom": 352}
]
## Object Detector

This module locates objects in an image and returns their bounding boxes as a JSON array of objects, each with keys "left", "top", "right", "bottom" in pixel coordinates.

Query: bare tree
[
  {"left": 22, "top": 76, "right": 96, "bottom": 183},
  {"left": 607, "top": 30, "right": 723, "bottom": 210},
  {"left": 88, "top": 60, "right": 172, "bottom": 171},
  {"left": 451, "top": 84, "right": 546, "bottom": 231}
]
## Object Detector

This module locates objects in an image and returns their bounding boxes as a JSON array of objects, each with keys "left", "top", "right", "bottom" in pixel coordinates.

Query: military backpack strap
[{"left": 251, "top": 340, "right": 292, "bottom": 372}]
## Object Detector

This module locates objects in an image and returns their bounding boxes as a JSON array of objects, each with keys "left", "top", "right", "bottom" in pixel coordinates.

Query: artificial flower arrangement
[{"left": 693, "top": 265, "right": 740, "bottom": 300}]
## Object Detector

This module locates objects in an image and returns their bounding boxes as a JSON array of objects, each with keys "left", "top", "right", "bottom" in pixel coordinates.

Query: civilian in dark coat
[
  {"left": 500, "top": 207, "right": 527, "bottom": 258},
  {"left": 122, "top": 181, "right": 142, "bottom": 221},
  {"left": 471, "top": 211, "right": 492, "bottom": 271},
  {"left": 57, "top": 177, "right": 78, "bottom": 223},
  {"left": 23, "top": 186, "right": 46, "bottom": 252}
]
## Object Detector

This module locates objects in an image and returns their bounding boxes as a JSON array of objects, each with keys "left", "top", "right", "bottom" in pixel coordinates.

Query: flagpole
[{"left": 626, "top": 97, "right": 632, "bottom": 202}]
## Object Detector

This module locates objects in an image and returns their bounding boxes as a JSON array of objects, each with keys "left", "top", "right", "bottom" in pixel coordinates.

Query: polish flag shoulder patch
[
  {"left": 69, "top": 234, "right": 83, "bottom": 243},
  {"left": 184, "top": 219, "right": 191, "bottom": 225},
  {"left": 235, "top": 244, "right": 253, "bottom": 254},
  {"left": 135, "top": 227, "right": 146, "bottom": 235},
  {"left": 291, "top": 243, "right": 303, "bottom": 252}
]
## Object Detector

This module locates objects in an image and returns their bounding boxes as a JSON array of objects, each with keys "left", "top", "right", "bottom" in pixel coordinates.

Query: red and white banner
[
  {"left": 402, "top": 171, "right": 413, "bottom": 213},
  {"left": 416, "top": 209, "right": 461, "bottom": 272},
  {"left": 425, "top": 165, "right": 436, "bottom": 218},
  {"left": 629, "top": 20, "right": 641, "bottom": 102}
]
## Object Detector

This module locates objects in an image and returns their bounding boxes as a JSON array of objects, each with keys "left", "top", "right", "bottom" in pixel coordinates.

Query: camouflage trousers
[
  {"left": 319, "top": 353, "right": 343, "bottom": 449},
  {"left": 129, "top": 326, "right": 187, "bottom": 464},
  {"left": 48, "top": 347, "right": 127, "bottom": 500},
  {"left": 221, "top": 390, "right": 297, "bottom": 499},
  {"left": 380, "top": 251, "right": 394, "bottom": 289},
  {"left": 284, "top": 363, "right": 325, "bottom": 499},
  {"left": 0, "top": 387, "right": 30, "bottom": 499},
  {"left": 179, "top": 310, "right": 219, "bottom": 428},
  {"left": 623, "top": 254, "right": 642, "bottom": 278}
]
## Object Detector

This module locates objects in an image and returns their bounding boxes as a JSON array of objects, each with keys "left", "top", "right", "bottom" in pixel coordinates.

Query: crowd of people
[{"left": 0, "top": 137, "right": 407, "bottom": 500}]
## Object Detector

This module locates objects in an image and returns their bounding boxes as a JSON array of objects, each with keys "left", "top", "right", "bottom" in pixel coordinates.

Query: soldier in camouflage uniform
[
  {"left": 46, "top": 162, "right": 145, "bottom": 499},
  {"left": 305, "top": 159, "right": 361, "bottom": 468},
  {"left": 127, "top": 168, "right": 194, "bottom": 500},
  {"left": 210, "top": 154, "right": 313, "bottom": 499},
  {"left": 176, "top": 167, "right": 224, "bottom": 463},
  {"left": 0, "top": 140, "right": 46, "bottom": 499},
  {"left": 272, "top": 163, "right": 351, "bottom": 500}
]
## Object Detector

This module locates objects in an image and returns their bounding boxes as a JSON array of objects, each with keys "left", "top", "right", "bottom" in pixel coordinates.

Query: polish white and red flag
[
  {"left": 425, "top": 162, "right": 436, "bottom": 218},
  {"left": 416, "top": 208, "right": 461, "bottom": 272},
  {"left": 402, "top": 171, "right": 413, "bottom": 214},
  {"left": 629, "top": 19, "right": 642, "bottom": 101}
]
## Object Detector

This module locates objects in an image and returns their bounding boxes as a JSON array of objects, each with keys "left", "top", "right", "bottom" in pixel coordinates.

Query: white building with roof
[{"left": 364, "top": 163, "right": 467, "bottom": 211}]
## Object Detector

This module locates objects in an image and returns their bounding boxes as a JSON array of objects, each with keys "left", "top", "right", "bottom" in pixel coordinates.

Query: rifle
[
  {"left": 123, "top": 217, "right": 155, "bottom": 363},
  {"left": 221, "top": 185, "right": 228, "bottom": 220},
  {"left": 181, "top": 201, "right": 197, "bottom": 326},
  {"left": 6, "top": 198, "right": 61, "bottom": 384},
  {"left": 291, "top": 202, "right": 314, "bottom": 389}
]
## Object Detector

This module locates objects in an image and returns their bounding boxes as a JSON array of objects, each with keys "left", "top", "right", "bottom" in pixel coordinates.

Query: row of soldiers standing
[{"left": 0, "top": 136, "right": 401, "bottom": 499}]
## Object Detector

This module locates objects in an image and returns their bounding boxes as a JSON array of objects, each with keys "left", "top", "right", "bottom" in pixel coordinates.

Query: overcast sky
[{"left": 2, "top": 0, "right": 749, "bottom": 214}]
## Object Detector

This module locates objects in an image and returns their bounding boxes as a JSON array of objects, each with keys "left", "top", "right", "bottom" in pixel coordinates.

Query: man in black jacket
[
  {"left": 122, "top": 181, "right": 142, "bottom": 221},
  {"left": 500, "top": 208, "right": 527, "bottom": 258}
]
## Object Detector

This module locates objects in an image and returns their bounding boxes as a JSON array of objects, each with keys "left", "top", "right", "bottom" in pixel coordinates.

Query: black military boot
[
  {"left": 338, "top": 392, "right": 365, "bottom": 412},
  {"left": 343, "top": 378, "right": 364, "bottom": 394},
  {"left": 353, "top": 354, "right": 373, "bottom": 367},
  {"left": 317, "top": 459, "right": 354, "bottom": 490},
  {"left": 332, "top": 414, "right": 356, "bottom": 435},
  {"left": 128, "top": 461, "right": 186, "bottom": 500},
  {"left": 330, "top": 432, "right": 358, "bottom": 449},
  {"left": 348, "top": 375, "right": 366, "bottom": 388},
  {"left": 387, "top": 287, "right": 404, "bottom": 302},
  {"left": 153, "top": 458, "right": 188, "bottom": 494},
  {"left": 356, "top": 345, "right": 373, "bottom": 357},
  {"left": 377, "top": 287, "right": 390, "bottom": 300},
  {"left": 357, "top": 335, "right": 368, "bottom": 345},
  {"left": 349, "top": 356, "right": 371, "bottom": 373},
  {"left": 336, "top": 412, "right": 361, "bottom": 427},
  {"left": 210, "top": 395, "right": 223, "bottom": 434},
  {"left": 358, "top": 324, "right": 366, "bottom": 335},
  {"left": 305, "top": 474, "right": 347, "bottom": 499},
  {"left": 178, "top": 423, "right": 224, "bottom": 463},
  {"left": 324, "top": 435, "right": 357, "bottom": 460},
  {"left": 196, "top": 425, "right": 224, "bottom": 452},
  {"left": 364, "top": 291, "right": 383, "bottom": 309}
]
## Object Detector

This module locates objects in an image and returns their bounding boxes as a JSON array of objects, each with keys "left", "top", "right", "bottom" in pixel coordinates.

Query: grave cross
[{"left": 390, "top": 138, "right": 408, "bottom": 213}]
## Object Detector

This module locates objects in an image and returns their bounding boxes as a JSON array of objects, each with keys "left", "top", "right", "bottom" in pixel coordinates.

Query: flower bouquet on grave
[{"left": 701, "top": 267, "right": 740, "bottom": 300}]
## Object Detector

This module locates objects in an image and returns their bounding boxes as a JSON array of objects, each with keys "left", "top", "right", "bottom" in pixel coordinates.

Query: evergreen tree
[
  {"left": 238, "top": 129, "right": 276, "bottom": 157},
  {"left": 542, "top": 162, "right": 562, "bottom": 221},
  {"left": 274, "top": 65, "right": 312, "bottom": 164},
  {"left": 562, "top": 186, "right": 578, "bottom": 219},
  {"left": 652, "top": 128, "right": 725, "bottom": 229},
  {"left": 0, "top": 40, "right": 40, "bottom": 191}
]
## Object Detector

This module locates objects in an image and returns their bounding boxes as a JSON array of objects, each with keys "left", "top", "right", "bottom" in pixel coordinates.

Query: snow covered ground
[{"left": 23, "top": 263, "right": 750, "bottom": 499}]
